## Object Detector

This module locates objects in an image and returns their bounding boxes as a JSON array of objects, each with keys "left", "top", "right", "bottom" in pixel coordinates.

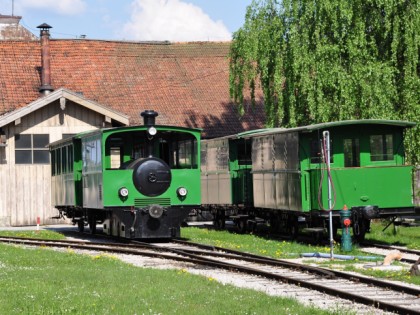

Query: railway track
[
  {"left": 361, "top": 241, "right": 420, "bottom": 264},
  {"left": 0, "top": 236, "right": 419, "bottom": 314}
]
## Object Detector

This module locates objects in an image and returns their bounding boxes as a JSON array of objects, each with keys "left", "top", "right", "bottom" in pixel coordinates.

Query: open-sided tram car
[
  {"left": 50, "top": 111, "right": 201, "bottom": 239},
  {"left": 201, "top": 120, "right": 416, "bottom": 241}
]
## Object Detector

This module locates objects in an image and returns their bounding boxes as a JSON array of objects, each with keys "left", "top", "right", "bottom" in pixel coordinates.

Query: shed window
[
  {"left": 15, "top": 134, "right": 50, "bottom": 164},
  {"left": 370, "top": 134, "right": 393, "bottom": 161}
]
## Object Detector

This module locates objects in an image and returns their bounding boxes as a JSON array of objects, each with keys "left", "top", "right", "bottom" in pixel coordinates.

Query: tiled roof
[{"left": 0, "top": 39, "right": 264, "bottom": 137}]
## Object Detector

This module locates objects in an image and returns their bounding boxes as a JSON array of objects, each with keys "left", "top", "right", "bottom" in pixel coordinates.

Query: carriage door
[{"left": 343, "top": 138, "right": 360, "bottom": 167}]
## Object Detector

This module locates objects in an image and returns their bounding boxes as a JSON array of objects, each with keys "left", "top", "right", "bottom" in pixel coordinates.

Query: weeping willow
[{"left": 230, "top": 0, "right": 419, "bottom": 164}]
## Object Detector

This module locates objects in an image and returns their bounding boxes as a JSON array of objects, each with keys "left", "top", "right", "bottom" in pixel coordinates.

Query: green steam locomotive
[{"left": 50, "top": 111, "right": 201, "bottom": 239}]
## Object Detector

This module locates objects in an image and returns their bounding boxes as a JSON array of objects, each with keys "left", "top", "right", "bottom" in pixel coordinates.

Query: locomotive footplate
[{"left": 103, "top": 206, "right": 193, "bottom": 239}]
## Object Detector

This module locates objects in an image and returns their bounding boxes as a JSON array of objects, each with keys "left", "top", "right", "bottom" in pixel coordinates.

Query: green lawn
[
  {"left": 0, "top": 220, "right": 418, "bottom": 314},
  {"left": 364, "top": 220, "right": 420, "bottom": 250},
  {"left": 0, "top": 242, "right": 335, "bottom": 315}
]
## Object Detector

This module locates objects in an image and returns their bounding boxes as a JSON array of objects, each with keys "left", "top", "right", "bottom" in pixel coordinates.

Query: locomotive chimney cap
[{"left": 141, "top": 110, "right": 158, "bottom": 126}]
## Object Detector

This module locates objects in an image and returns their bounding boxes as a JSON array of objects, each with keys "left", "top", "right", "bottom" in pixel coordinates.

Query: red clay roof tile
[{"left": 0, "top": 39, "right": 264, "bottom": 137}]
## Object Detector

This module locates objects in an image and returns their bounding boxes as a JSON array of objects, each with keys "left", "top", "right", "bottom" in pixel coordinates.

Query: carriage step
[
  {"left": 247, "top": 218, "right": 265, "bottom": 224},
  {"left": 230, "top": 215, "right": 249, "bottom": 220}
]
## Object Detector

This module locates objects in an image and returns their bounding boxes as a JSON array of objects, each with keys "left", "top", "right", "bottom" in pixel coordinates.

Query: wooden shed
[{"left": 0, "top": 89, "right": 128, "bottom": 226}]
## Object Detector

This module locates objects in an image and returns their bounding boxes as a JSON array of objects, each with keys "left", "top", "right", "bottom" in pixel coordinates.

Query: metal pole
[{"left": 323, "top": 131, "right": 334, "bottom": 259}]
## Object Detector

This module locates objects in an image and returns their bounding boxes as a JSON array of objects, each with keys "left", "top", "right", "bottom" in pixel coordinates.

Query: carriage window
[
  {"left": 82, "top": 138, "right": 101, "bottom": 172},
  {"left": 237, "top": 141, "right": 252, "bottom": 165},
  {"left": 61, "top": 146, "right": 68, "bottom": 173},
  {"left": 51, "top": 150, "right": 56, "bottom": 175},
  {"left": 68, "top": 145, "right": 73, "bottom": 172},
  {"left": 15, "top": 134, "right": 50, "bottom": 164},
  {"left": 344, "top": 139, "right": 360, "bottom": 167},
  {"left": 370, "top": 134, "right": 393, "bottom": 161},
  {"left": 310, "top": 138, "right": 333, "bottom": 164},
  {"left": 51, "top": 144, "right": 73, "bottom": 174}
]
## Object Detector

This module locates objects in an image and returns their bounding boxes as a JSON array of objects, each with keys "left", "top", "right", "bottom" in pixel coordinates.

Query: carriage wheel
[
  {"left": 89, "top": 215, "right": 96, "bottom": 234},
  {"left": 77, "top": 219, "right": 84, "bottom": 233},
  {"left": 215, "top": 217, "right": 225, "bottom": 230},
  {"left": 213, "top": 212, "right": 225, "bottom": 230},
  {"left": 270, "top": 216, "right": 280, "bottom": 233},
  {"left": 290, "top": 223, "right": 299, "bottom": 240},
  {"left": 236, "top": 219, "right": 247, "bottom": 234}
]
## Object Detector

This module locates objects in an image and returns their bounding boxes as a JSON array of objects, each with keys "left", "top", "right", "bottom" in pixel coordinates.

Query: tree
[{"left": 230, "top": 0, "right": 419, "bottom": 164}]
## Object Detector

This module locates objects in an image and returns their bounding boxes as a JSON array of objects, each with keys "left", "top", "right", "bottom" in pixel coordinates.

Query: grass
[
  {"left": 181, "top": 226, "right": 374, "bottom": 260},
  {"left": 0, "top": 220, "right": 418, "bottom": 313},
  {"left": 0, "top": 230, "right": 66, "bottom": 240},
  {"left": 182, "top": 221, "right": 420, "bottom": 259},
  {"left": 0, "top": 243, "right": 337, "bottom": 315},
  {"left": 181, "top": 221, "right": 420, "bottom": 286},
  {"left": 364, "top": 219, "right": 420, "bottom": 250}
]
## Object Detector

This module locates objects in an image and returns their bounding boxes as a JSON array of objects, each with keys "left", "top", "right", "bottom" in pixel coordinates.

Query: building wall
[{"left": 0, "top": 99, "right": 111, "bottom": 226}]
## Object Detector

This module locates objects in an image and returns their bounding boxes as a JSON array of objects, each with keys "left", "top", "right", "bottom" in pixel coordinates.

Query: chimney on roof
[{"left": 37, "top": 23, "right": 53, "bottom": 95}]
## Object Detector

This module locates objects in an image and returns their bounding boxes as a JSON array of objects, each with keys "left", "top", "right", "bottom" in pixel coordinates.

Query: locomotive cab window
[
  {"left": 105, "top": 131, "right": 197, "bottom": 170},
  {"left": 172, "top": 138, "right": 196, "bottom": 169},
  {"left": 370, "top": 134, "right": 393, "bottom": 161}
]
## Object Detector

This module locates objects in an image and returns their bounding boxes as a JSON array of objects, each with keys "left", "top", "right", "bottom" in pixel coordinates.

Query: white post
[{"left": 323, "top": 131, "right": 334, "bottom": 259}]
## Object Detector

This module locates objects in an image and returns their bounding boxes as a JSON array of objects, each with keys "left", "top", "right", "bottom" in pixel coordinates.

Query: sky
[{"left": 0, "top": 0, "right": 254, "bottom": 41}]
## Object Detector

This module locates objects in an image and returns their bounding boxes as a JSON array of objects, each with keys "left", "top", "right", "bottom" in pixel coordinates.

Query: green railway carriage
[
  {"left": 201, "top": 120, "right": 416, "bottom": 241},
  {"left": 50, "top": 111, "right": 201, "bottom": 239}
]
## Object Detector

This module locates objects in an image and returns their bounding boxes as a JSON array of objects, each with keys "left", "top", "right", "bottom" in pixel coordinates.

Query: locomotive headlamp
[
  {"left": 177, "top": 187, "right": 188, "bottom": 197},
  {"left": 147, "top": 126, "right": 157, "bottom": 136},
  {"left": 119, "top": 187, "right": 129, "bottom": 198}
]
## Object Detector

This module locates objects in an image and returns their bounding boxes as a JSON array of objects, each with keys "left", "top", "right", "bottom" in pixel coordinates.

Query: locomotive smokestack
[
  {"left": 37, "top": 23, "right": 53, "bottom": 95},
  {"left": 141, "top": 110, "right": 158, "bottom": 126}
]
